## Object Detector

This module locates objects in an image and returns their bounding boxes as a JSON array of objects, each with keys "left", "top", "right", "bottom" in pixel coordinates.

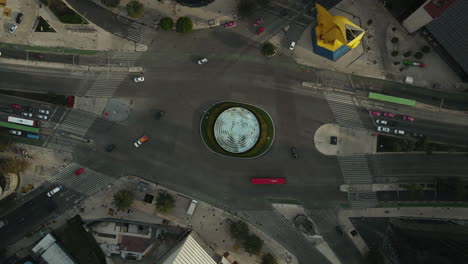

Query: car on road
[
  {"left": 377, "top": 126, "right": 390, "bottom": 133},
  {"left": 66, "top": 96, "right": 75, "bottom": 108},
  {"left": 38, "top": 109, "right": 50, "bottom": 115},
  {"left": 106, "top": 144, "right": 116, "bottom": 152},
  {"left": 16, "top": 13, "right": 23, "bottom": 24},
  {"left": 197, "top": 58, "right": 208, "bottom": 64},
  {"left": 253, "top": 18, "right": 263, "bottom": 27},
  {"left": 34, "top": 54, "right": 44, "bottom": 59},
  {"left": 335, "top": 225, "right": 343, "bottom": 236},
  {"left": 134, "top": 76, "right": 145, "bottom": 83},
  {"left": 22, "top": 112, "right": 33, "bottom": 117},
  {"left": 256, "top": 27, "right": 265, "bottom": 35},
  {"left": 394, "top": 129, "right": 405, "bottom": 135},
  {"left": 383, "top": 112, "right": 396, "bottom": 118},
  {"left": 251, "top": 178, "right": 286, "bottom": 184},
  {"left": 330, "top": 136, "right": 338, "bottom": 145},
  {"left": 47, "top": 185, "right": 63, "bottom": 197},
  {"left": 224, "top": 21, "right": 236, "bottom": 28},
  {"left": 369, "top": 111, "right": 381, "bottom": 116},
  {"left": 10, "top": 130, "right": 22, "bottom": 136},
  {"left": 37, "top": 114, "right": 48, "bottom": 120},
  {"left": 134, "top": 135, "right": 149, "bottom": 147},
  {"left": 403, "top": 115, "right": 415, "bottom": 122},
  {"left": 290, "top": 147, "right": 298, "bottom": 159},
  {"left": 8, "top": 24, "right": 18, "bottom": 34},
  {"left": 74, "top": 168, "right": 85, "bottom": 175},
  {"left": 10, "top": 104, "right": 21, "bottom": 109},
  {"left": 375, "top": 119, "right": 388, "bottom": 125},
  {"left": 155, "top": 110, "right": 165, "bottom": 120},
  {"left": 412, "top": 132, "right": 424, "bottom": 138},
  {"left": 289, "top": 41, "right": 296, "bottom": 51}
]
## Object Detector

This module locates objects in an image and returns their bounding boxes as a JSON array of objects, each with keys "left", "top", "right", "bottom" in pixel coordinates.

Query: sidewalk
[{"left": 314, "top": 124, "right": 376, "bottom": 156}]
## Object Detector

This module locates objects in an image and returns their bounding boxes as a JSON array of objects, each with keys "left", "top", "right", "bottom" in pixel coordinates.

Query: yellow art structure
[{"left": 312, "top": 4, "right": 365, "bottom": 61}]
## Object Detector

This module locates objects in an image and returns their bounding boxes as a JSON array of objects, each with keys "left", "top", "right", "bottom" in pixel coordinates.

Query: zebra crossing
[
  {"left": 48, "top": 163, "right": 117, "bottom": 197},
  {"left": 305, "top": 208, "right": 340, "bottom": 238},
  {"left": 127, "top": 22, "right": 155, "bottom": 45},
  {"left": 320, "top": 70, "right": 354, "bottom": 91},
  {"left": 324, "top": 92, "right": 365, "bottom": 129},
  {"left": 278, "top": 22, "right": 308, "bottom": 56},
  {"left": 43, "top": 136, "right": 78, "bottom": 153},
  {"left": 348, "top": 192, "right": 378, "bottom": 208},
  {"left": 85, "top": 72, "right": 128, "bottom": 97},
  {"left": 110, "top": 51, "right": 140, "bottom": 67},
  {"left": 57, "top": 109, "right": 97, "bottom": 137},
  {"left": 236, "top": 210, "right": 326, "bottom": 262}
]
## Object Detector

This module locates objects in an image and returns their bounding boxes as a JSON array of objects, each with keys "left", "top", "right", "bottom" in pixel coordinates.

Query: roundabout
[{"left": 201, "top": 101, "right": 275, "bottom": 158}]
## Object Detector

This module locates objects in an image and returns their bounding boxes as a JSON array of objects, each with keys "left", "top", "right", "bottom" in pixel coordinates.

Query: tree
[
  {"left": 155, "top": 192, "right": 175, "bottom": 213},
  {"left": 421, "top": 45, "right": 431, "bottom": 53},
  {"left": 159, "top": 17, "right": 173, "bottom": 31},
  {"left": 112, "top": 189, "right": 135, "bottom": 211},
  {"left": 126, "top": 1, "right": 144, "bottom": 19},
  {"left": 0, "top": 158, "right": 29, "bottom": 174},
  {"left": 229, "top": 220, "right": 250, "bottom": 240},
  {"left": 403, "top": 51, "right": 412, "bottom": 57},
  {"left": 367, "top": 19, "right": 373, "bottom": 25},
  {"left": 261, "top": 42, "right": 276, "bottom": 56},
  {"left": 391, "top": 51, "right": 399, "bottom": 57},
  {"left": 261, "top": 253, "right": 278, "bottom": 264},
  {"left": 176, "top": 17, "right": 193, "bottom": 33},
  {"left": 237, "top": 0, "right": 257, "bottom": 18},
  {"left": 391, "top": 37, "right": 399, "bottom": 44},
  {"left": 101, "top": 0, "right": 120, "bottom": 8},
  {"left": 414, "top": 51, "right": 423, "bottom": 59},
  {"left": 242, "top": 234, "right": 263, "bottom": 255}
]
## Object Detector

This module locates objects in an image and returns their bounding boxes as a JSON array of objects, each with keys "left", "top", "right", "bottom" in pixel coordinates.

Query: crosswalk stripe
[
  {"left": 58, "top": 109, "right": 98, "bottom": 137},
  {"left": 85, "top": 72, "right": 128, "bottom": 97},
  {"left": 320, "top": 70, "right": 353, "bottom": 91},
  {"left": 324, "top": 92, "right": 365, "bottom": 129}
]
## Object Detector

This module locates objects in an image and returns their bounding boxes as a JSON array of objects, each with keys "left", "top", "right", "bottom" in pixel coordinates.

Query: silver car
[
  {"left": 47, "top": 185, "right": 63, "bottom": 197},
  {"left": 377, "top": 126, "right": 390, "bottom": 133},
  {"left": 394, "top": 129, "right": 405, "bottom": 135},
  {"left": 8, "top": 24, "right": 18, "bottom": 33},
  {"left": 39, "top": 109, "right": 50, "bottom": 115},
  {"left": 37, "top": 114, "right": 48, "bottom": 120},
  {"left": 22, "top": 112, "right": 33, "bottom": 117}
]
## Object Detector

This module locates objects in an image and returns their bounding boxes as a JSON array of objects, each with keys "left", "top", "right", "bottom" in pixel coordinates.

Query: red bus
[{"left": 251, "top": 178, "right": 286, "bottom": 184}]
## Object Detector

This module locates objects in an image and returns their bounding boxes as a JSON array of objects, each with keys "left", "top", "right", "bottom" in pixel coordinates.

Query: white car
[
  {"left": 394, "top": 129, "right": 405, "bottom": 135},
  {"left": 289, "top": 42, "right": 296, "bottom": 51},
  {"left": 377, "top": 126, "right": 390, "bottom": 133},
  {"left": 198, "top": 58, "right": 208, "bottom": 65},
  {"left": 8, "top": 24, "right": 18, "bottom": 34},
  {"left": 9, "top": 130, "right": 22, "bottom": 136},
  {"left": 134, "top": 76, "right": 145, "bottom": 83},
  {"left": 22, "top": 112, "right": 32, "bottom": 117},
  {"left": 376, "top": 119, "right": 388, "bottom": 125},
  {"left": 47, "top": 185, "right": 63, "bottom": 197},
  {"left": 37, "top": 114, "right": 48, "bottom": 120},
  {"left": 39, "top": 109, "right": 50, "bottom": 115}
]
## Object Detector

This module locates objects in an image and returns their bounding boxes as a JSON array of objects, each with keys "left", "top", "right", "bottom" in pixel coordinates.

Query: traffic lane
[
  {"left": 0, "top": 49, "right": 75, "bottom": 64},
  {"left": 368, "top": 154, "right": 468, "bottom": 181}
]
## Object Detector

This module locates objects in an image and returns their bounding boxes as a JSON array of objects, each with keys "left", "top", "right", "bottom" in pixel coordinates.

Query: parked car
[
  {"left": 377, "top": 126, "right": 390, "bottom": 133},
  {"left": 290, "top": 147, "right": 298, "bottom": 159},
  {"left": 251, "top": 178, "right": 286, "bottom": 184},
  {"left": 9, "top": 130, "right": 22, "bottom": 136},
  {"left": 383, "top": 112, "right": 396, "bottom": 118},
  {"left": 37, "top": 114, "right": 48, "bottom": 120},
  {"left": 197, "top": 58, "right": 208, "bottom": 65},
  {"left": 394, "top": 129, "right": 405, "bottom": 135},
  {"left": 369, "top": 111, "right": 381, "bottom": 116},
  {"left": 155, "top": 111, "right": 165, "bottom": 120},
  {"left": 15, "top": 13, "right": 23, "bottom": 24},
  {"left": 10, "top": 104, "right": 21, "bottom": 109},
  {"left": 74, "top": 168, "right": 85, "bottom": 176},
  {"left": 22, "top": 112, "right": 32, "bottom": 117},
  {"left": 8, "top": 24, "right": 18, "bottom": 34},
  {"left": 106, "top": 144, "right": 116, "bottom": 152},
  {"left": 47, "top": 185, "right": 63, "bottom": 197},
  {"left": 256, "top": 27, "right": 265, "bottom": 35},
  {"left": 289, "top": 41, "right": 296, "bottom": 51},
  {"left": 66, "top": 96, "right": 75, "bottom": 108},
  {"left": 224, "top": 21, "right": 236, "bottom": 28},
  {"left": 375, "top": 119, "right": 387, "bottom": 125},
  {"left": 330, "top": 136, "right": 338, "bottom": 145},
  {"left": 26, "top": 134, "right": 39, "bottom": 139},
  {"left": 134, "top": 135, "right": 149, "bottom": 148},
  {"left": 253, "top": 18, "right": 263, "bottom": 27},
  {"left": 38, "top": 109, "right": 50, "bottom": 114},
  {"left": 335, "top": 225, "right": 344, "bottom": 236},
  {"left": 134, "top": 76, "right": 145, "bottom": 83},
  {"left": 403, "top": 115, "right": 415, "bottom": 122}
]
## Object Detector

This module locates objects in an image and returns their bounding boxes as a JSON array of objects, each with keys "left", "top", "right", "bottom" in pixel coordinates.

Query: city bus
[
  {"left": 0, "top": 121, "right": 40, "bottom": 133},
  {"left": 7, "top": 116, "right": 39, "bottom": 127}
]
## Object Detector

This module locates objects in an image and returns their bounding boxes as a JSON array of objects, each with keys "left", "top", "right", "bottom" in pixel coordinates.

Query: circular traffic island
[{"left": 201, "top": 102, "right": 275, "bottom": 158}]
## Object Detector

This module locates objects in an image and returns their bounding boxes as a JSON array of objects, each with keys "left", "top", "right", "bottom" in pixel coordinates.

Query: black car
[
  {"left": 330, "top": 136, "right": 338, "bottom": 145},
  {"left": 335, "top": 225, "right": 343, "bottom": 236},
  {"left": 155, "top": 110, "right": 165, "bottom": 120},
  {"left": 16, "top": 13, "right": 23, "bottom": 24},
  {"left": 290, "top": 147, "right": 298, "bottom": 159},
  {"left": 106, "top": 144, "right": 116, "bottom": 152}
]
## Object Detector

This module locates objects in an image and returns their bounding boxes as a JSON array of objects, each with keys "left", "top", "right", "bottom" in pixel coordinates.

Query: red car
[
  {"left": 383, "top": 112, "right": 396, "bottom": 118},
  {"left": 253, "top": 18, "right": 263, "bottom": 27},
  {"left": 369, "top": 111, "right": 381, "bottom": 116},
  {"left": 66, "top": 96, "right": 75, "bottom": 108},
  {"left": 34, "top": 54, "right": 44, "bottom": 59},
  {"left": 256, "top": 27, "right": 265, "bottom": 35},
  {"left": 251, "top": 178, "right": 286, "bottom": 184},
  {"left": 224, "top": 21, "right": 236, "bottom": 28},
  {"left": 74, "top": 168, "right": 85, "bottom": 176},
  {"left": 10, "top": 104, "right": 21, "bottom": 109},
  {"left": 403, "top": 115, "right": 415, "bottom": 122}
]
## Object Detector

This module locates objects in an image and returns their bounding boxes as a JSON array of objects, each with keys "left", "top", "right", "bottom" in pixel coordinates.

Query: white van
[{"left": 187, "top": 200, "right": 198, "bottom": 216}]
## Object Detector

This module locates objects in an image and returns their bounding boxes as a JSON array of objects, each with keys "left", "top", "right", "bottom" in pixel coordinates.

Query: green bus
[
  {"left": 368, "top": 92, "right": 416, "bottom": 106},
  {"left": 0, "top": 121, "right": 40, "bottom": 133}
]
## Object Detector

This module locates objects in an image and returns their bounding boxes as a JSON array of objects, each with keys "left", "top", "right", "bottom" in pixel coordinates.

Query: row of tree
[{"left": 112, "top": 189, "right": 176, "bottom": 213}]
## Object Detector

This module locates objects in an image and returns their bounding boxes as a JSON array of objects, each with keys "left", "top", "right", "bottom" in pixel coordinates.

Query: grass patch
[
  {"left": 12, "top": 137, "right": 45, "bottom": 147},
  {"left": 55, "top": 215, "right": 106, "bottom": 264},
  {"left": 379, "top": 202, "right": 468, "bottom": 208},
  {"left": 0, "top": 90, "right": 68, "bottom": 106},
  {"left": 46, "top": 0, "right": 88, "bottom": 24},
  {"left": 377, "top": 134, "right": 467, "bottom": 153},
  {"left": 0, "top": 43, "right": 97, "bottom": 55},
  {"left": 201, "top": 101, "right": 274, "bottom": 158},
  {"left": 35, "top": 16, "right": 56, "bottom": 32}
]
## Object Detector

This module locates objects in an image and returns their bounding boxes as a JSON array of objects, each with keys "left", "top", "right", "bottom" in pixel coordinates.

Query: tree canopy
[
  {"left": 155, "top": 192, "right": 175, "bottom": 213},
  {"left": 112, "top": 189, "right": 135, "bottom": 211},
  {"left": 176, "top": 17, "right": 193, "bottom": 33},
  {"left": 126, "top": 1, "right": 144, "bottom": 19}
]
